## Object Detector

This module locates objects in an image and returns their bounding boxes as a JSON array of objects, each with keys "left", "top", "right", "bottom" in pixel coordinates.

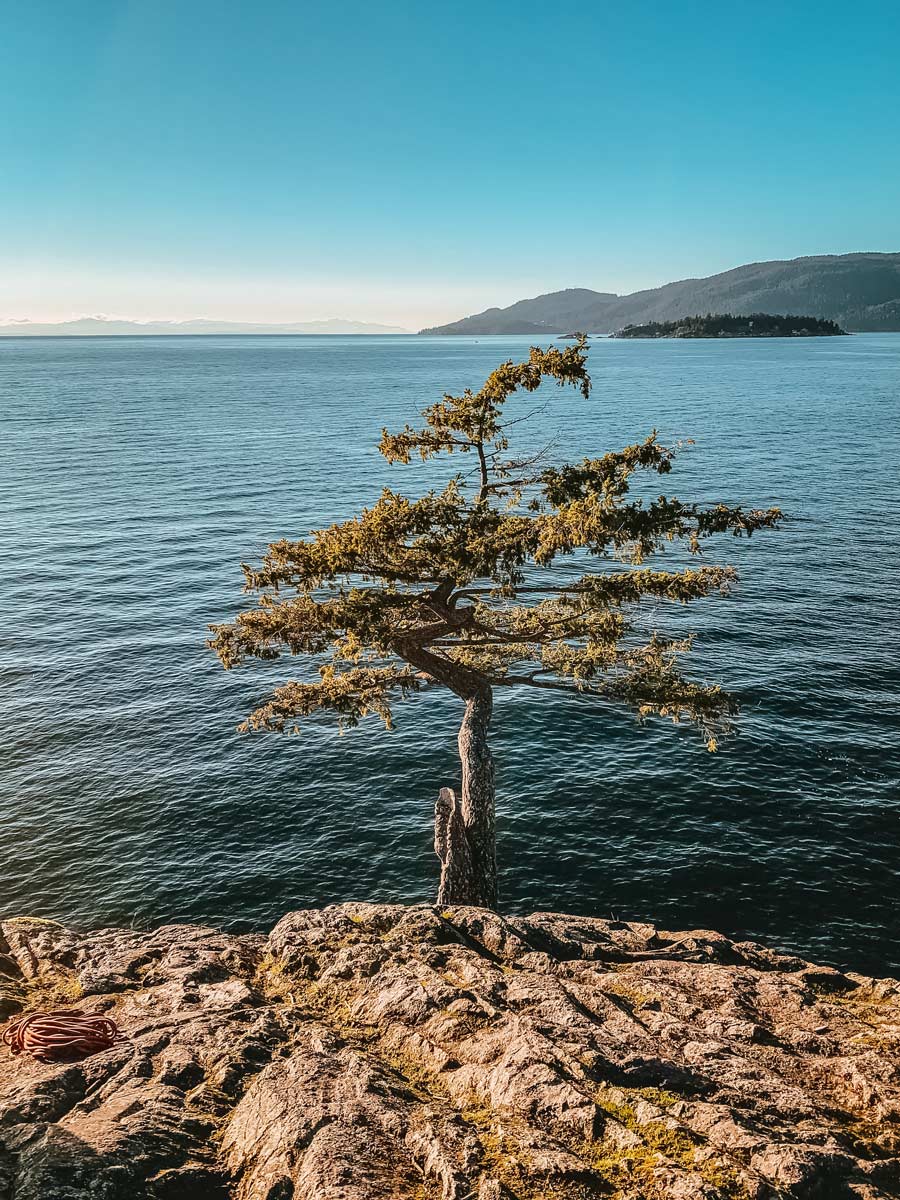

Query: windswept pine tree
[{"left": 210, "top": 338, "right": 781, "bottom": 908}]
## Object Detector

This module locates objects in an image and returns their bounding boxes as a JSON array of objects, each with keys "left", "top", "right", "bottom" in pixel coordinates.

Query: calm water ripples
[{"left": 1, "top": 334, "right": 897, "bottom": 973}]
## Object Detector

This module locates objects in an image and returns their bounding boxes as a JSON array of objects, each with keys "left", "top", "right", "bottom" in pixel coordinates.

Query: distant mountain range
[
  {"left": 420, "top": 253, "right": 900, "bottom": 335},
  {"left": 0, "top": 316, "right": 412, "bottom": 336}
]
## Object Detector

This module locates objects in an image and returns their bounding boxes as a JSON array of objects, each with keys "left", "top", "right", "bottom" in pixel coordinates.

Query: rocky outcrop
[{"left": 1, "top": 904, "right": 898, "bottom": 1199}]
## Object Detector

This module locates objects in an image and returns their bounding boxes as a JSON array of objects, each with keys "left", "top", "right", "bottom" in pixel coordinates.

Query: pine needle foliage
[{"left": 210, "top": 337, "right": 781, "bottom": 751}]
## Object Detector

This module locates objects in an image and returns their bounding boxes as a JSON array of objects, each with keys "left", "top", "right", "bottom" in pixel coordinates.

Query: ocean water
[{"left": 1, "top": 333, "right": 897, "bottom": 975}]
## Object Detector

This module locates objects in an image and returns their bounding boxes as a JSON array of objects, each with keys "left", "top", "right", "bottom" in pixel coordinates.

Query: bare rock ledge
[{"left": 1, "top": 904, "right": 899, "bottom": 1199}]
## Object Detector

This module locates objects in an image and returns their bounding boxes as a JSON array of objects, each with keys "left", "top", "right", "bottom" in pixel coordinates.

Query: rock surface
[{"left": 1, "top": 904, "right": 898, "bottom": 1199}]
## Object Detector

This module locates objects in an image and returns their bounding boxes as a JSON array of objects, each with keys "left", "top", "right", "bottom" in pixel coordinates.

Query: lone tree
[{"left": 210, "top": 339, "right": 780, "bottom": 908}]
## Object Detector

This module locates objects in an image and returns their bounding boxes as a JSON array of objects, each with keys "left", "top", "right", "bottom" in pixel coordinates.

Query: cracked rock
[{"left": 1, "top": 905, "right": 898, "bottom": 1198}]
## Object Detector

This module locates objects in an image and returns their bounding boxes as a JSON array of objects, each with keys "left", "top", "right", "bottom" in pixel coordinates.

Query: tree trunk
[{"left": 435, "top": 685, "right": 497, "bottom": 908}]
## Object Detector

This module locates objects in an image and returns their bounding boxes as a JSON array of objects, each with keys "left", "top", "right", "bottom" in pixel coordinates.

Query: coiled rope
[{"left": 2, "top": 1010, "right": 120, "bottom": 1062}]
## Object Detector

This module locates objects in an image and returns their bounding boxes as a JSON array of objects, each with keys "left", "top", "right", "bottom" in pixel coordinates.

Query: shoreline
[{"left": 2, "top": 903, "right": 898, "bottom": 1197}]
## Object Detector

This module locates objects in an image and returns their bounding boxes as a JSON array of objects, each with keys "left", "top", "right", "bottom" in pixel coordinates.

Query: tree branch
[
  {"left": 494, "top": 673, "right": 583, "bottom": 693},
  {"left": 393, "top": 639, "right": 488, "bottom": 700}
]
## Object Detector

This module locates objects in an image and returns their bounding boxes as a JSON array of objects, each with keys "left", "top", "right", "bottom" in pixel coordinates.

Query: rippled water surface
[{"left": 1, "top": 334, "right": 897, "bottom": 973}]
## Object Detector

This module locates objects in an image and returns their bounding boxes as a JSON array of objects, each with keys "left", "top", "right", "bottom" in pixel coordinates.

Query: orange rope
[{"left": 2, "top": 1010, "right": 120, "bottom": 1062}]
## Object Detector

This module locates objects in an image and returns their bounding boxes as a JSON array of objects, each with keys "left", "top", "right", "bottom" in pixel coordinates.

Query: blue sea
[{"left": 1, "top": 334, "right": 897, "bottom": 974}]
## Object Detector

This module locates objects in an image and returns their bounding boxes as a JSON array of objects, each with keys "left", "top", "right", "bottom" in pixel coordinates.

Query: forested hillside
[{"left": 422, "top": 253, "right": 900, "bottom": 334}]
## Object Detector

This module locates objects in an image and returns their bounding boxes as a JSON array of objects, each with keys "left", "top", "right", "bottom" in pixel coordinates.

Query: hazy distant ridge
[
  {"left": 420, "top": 253, "right": 900, "bottom": 334},
  {"left": 0, "top": 316, "right": 412, "bottom": 336}
]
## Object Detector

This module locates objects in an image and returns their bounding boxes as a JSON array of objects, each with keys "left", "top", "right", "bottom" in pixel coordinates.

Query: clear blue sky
[{"left": 3, "top": 0, "right": 899, "bottom": 328}]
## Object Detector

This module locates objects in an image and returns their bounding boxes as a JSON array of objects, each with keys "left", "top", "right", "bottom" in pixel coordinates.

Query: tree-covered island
[{"left": 615, "top": 312, "right": 847, "bottom": 338}]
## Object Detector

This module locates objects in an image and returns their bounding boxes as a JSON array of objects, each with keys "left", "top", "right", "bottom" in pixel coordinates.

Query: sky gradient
[{"left": 3, "top": 0, "right": 899, "bottom": 329}]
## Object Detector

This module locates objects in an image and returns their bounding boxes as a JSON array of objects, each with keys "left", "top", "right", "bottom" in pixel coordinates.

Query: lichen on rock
[{"left": 0, "top": 905, "right": 898, "bottom": 1198}]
